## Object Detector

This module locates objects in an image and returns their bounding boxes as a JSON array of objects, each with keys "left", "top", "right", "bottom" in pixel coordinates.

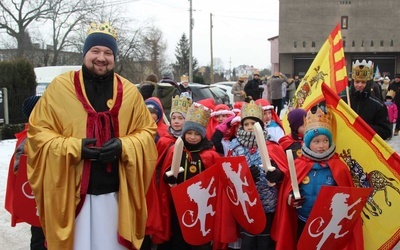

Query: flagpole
[{"left": 346, "top": 86, "right": 351, "bottom": 107}]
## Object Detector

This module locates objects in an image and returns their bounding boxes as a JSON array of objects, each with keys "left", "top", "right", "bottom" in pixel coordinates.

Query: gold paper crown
[
  {"left": 304, "top": 108, "right": 332, "bottom": 132},
  {"left": 386, "top": 90, "right": 396, "bottom": 99},
  {"left": 170, "top": 95, "right": 192, "bottom": 116},
  {"left": 185, "top": 104, "right": 211, "bottom": 128},
  {"left": 352, "top": 60, "right": 374, "bottom": 82},
  {"left": 241, "top": 100, "right": 263, "bottom": 121},
  {"left": 87, "top": 21, "right": 118, "bottom": 39},
  {"left": 180, "top": 75, "right": 189, "bottom": 82}
]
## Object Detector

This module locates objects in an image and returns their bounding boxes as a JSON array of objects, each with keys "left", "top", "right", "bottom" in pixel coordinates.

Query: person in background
[
  {"left": 145, "top": 97, "right": 168, "bottom": 143},
  {"left": 272, "top": 108, "right": 363, "bottom": 250},
  {"left": 294, "top": 75, "right": 301, "bottom": 89},
  {"left": 244, "top": 71, "right": 263, "bottom": 101},
  {"left": 229, "top": 101, "right": 287, "bottom": 250},
  {"left": 231, "top": 75, "right": 247, "bottom": 102},
  {"left": 5, "top": 95, "right": 46, "bottom": 250},
  {"left": 388, "top": 74, "right": 400, "bottom": 136},
  {"left": 385, "top": 90, "right": 398, "bottom": 140},
  {"left": 255, "top": 99, "right": 284, "bottom": 143},
  {"left": 285, "top": 78, "right": 296, "bottom": 105},
  {"left": 157, "top": 104, "right": 220, "bottom": 249},
  {"left": 27, "top": 21, "right": 157, "bottom": 249},
  {"left": 267, "top": 72, "right": 287, "bottom": 117},
  {"left": 381, "top": 77, "right": 390, "bottom": 100},
  {"left": 178, "top": 74, "right": 192, "bottom": 98},
  {"left": 278, "top": 108, "right": 307, "bottom": 160},
  {"left": 139, "top": 73, "right": 158, "bottom": 100},
  {"left": 342, "top": 60, "right": 391, "bottom": 140},
  {"left": 207, "top": 104, "right": 235, "bottom": 141}
]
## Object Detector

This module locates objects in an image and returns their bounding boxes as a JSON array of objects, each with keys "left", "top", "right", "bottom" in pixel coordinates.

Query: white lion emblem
[{"left": 182, "top": 177, "right": 216, "bottom": 236}]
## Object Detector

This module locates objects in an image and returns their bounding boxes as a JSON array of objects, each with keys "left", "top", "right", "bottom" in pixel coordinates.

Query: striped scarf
[{"left": 237, "top": 127, "right": 268, "bottom": 149}]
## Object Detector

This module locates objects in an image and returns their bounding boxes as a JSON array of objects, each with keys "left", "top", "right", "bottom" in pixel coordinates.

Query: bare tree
[
  {"left": 0, "top": 0, "right": 53, "bottom": 57},
  {"left": 142, "top": 26, "right": 167, "bottom": 77},
  {"left": 45, "top": 0, "right": 100, "bottom": 65}
]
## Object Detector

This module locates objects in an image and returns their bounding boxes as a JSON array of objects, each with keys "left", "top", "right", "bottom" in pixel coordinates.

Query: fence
[{"left": 1, "top": 87, "right": 33, "bottom": 125}]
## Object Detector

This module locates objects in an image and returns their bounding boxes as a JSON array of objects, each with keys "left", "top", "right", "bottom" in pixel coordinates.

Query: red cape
[
  {"left": 4, "top": 125, "right": 28, "bottom": 226},
  {"left": 279, "top": 134, "right": 303, "bottom": 151},
  {"left": 153, "top": 144, "right": 220, "bottom": 243},
  {"left": 271, "top": 154, "right": 364, "bottom": 250}
]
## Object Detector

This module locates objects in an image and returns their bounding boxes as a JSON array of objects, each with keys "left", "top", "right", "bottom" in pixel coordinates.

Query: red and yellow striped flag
[
  {"left": 323, "top": 83, "right": 400, "bottom": 250},
  {"left": 283, "top": 24, "right": 347, "bottom": 133}
]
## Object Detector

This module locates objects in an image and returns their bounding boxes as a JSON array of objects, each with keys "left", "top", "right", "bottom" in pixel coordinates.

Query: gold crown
[
  {"left": 304, "top": 108, "right": 332, "bottom": 132},
  {"left": 180, "top": 75, "right": 189, "bottom": 82},
  {"left": 171, "top": 95, "right": 192, "bottom": 116},
  {"left": 241, "top": 100, "right": 263, "bottom": 121},
  {"left": 185, "top": 104, "right": 211, "bottom": 128},
  {"left": 87, "top": 21, "right": 118, "bottom": 39},
  {"left": 386, "top": 90, "right": 396, "bottom": 99},
  {"left": 352, "top": 60, "right": 374, "bottom": 82}
]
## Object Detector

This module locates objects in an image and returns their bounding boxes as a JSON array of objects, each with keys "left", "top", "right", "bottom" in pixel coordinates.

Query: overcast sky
[{"left": 124, "top": 0, "right": 280, "bottom": 70}]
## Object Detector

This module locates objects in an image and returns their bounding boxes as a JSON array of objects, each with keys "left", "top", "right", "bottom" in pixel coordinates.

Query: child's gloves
[
  {"left": 249, "top": 165, "right": 260, "bottom": 182},
  {"left": 266, "top": 161, "right": 284, "bottom": 183},
  {"left": 288, "top": 192, "right": 305, "bottom": 208}
]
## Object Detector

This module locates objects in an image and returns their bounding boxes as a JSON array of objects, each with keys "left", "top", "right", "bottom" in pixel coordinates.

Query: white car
[{"left": 211, "top": 81, "right": 236, "bottom": 106}]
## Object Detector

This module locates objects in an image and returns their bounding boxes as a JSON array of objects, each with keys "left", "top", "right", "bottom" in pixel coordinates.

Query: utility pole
[
  {"left": 229, "top": 57, "right": 232, "bottom": 80},
  {"left": 189, "top": 0, "right": 193, "bottom": 83},
  {"left": 210, "top": 13, "right": 214, "bottom": 84}
]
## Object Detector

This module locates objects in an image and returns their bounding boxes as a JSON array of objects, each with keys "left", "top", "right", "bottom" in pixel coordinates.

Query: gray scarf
[{"left": 237, "top": 127, "right": 268, "bottom": 148}]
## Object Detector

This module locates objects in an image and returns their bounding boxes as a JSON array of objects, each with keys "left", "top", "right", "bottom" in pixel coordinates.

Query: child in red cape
[
  {"left": 272, "top": 108, "right": 364, "bottom": 250},
  {"left": 155, "top": 104, "right": 220, "bottom": 249}
]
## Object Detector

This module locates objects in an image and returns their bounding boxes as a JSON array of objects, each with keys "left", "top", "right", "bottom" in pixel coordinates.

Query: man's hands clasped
[{"left": 81, "top": 138, "right": 122, "bottom": 163}]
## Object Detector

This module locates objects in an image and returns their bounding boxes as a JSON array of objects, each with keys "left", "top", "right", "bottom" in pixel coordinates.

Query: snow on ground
[{"left": 1, "top": 135, "right": 400, "bottom": 249}]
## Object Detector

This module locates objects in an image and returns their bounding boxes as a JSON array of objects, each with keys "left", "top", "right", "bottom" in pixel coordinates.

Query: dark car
[{"left": 136, "top": 82, "right": 230, "bottom": 118}]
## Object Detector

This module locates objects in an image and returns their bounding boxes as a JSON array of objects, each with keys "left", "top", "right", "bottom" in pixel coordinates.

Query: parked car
[
  {"left": 35, "top": 65, "right": 81, "bottom": 96},
  {"left": 136, "top": 82, "right": 230, "bottom": 118},
  {"left": 211, "top": 81, "right": 236, "bottom": 105}
]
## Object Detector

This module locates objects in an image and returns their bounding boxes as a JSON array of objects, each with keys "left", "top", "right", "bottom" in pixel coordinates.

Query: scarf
[
  {"left": 301, "top": 143, "right": 336, "bottom": 162},
  {"left": 237, "top": 127, "right": 268, "bottom": 149}
]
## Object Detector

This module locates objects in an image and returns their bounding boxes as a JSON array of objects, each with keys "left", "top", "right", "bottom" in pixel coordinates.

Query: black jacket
[
  {"left": 341, "top": 81, "right": 391, "bottom": 140},
  {"left": 244, "top": 78, "right": 263, "bottom": 101}
]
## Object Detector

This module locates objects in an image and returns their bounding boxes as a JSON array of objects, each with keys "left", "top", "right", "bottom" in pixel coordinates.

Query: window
[
  {"left": 311, "top": 41, "right": 315, "bottom": 47},
  {"left": 294, "top": 41, "right": 297, "bottom": 48},
  {"left": 341, "top": 16, "right": 348, "bottom": 29},
  {"left": 303, "top": 41, "right": 306, "bottom": 48}
]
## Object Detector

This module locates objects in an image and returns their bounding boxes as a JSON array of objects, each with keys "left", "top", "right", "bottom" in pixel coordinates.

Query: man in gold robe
[{"left": 27, "top": 22, "right": 157, "bottom": 250}]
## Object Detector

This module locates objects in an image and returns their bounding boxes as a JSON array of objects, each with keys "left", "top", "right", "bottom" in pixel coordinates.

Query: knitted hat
[
  {"left": 303, "top": 108, "right": 333, "bottom": 148},
  {"left": 161, "top": 69, "right": 174, "bottom": 80},
  {"left": 304, "top": 127, "right": 333, "bottom": 148},
  {"left": 182, "top": 104, "right": 211, "bottom": 139},
  {"left": 22, "top": 95, "right": 40, "bottom": 118},
  {"left": 288, "top": 108, "right": 307, "bottom": 133},
  {"left": 145, "top": 98, "right": 163, "bottom": 123},
  {"left": 83, "top": 22, "right": 118, "bottom": 59}
]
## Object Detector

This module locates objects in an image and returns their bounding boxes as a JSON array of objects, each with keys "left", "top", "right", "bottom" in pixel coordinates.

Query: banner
[
  {"left": 171, "top": 166, "right": 219, "bottom": 246},
  {"left": 323, "top": 83, "right": 400, "bottom": 249},
  {"left": 298, "top": 186, "right": 372, "bottom": 250},
  {"left": 283, "top": 24, "right": 347, "bottom": 133},
  {"left": 12, "top": 154, "right": 41, "bottom": 227},
  {"left": 216, "top": 156, "right": 266, "bottom": 234}
]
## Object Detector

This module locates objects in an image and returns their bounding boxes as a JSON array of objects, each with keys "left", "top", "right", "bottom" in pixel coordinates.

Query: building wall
[{"left": 278, "top": 0, "right": 400, "bottom": 77}]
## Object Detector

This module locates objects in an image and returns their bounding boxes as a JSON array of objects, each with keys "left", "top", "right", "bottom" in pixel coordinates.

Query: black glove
[
  {"left": 266, "top": 161, "right": 284, "bottom": 183},
  {"left": 250, "top": 165, "right": 260, "bottom": 182},
  {"left": 163, "top": 172, "right": 178, "bottom": 185},
  {"left": 288, "top": 192, "right": 305, "bottom": 208},
  {"left": 81, "top": 138, "right": 100, "bottom": 160},
  {"left": 99, "top": 138, "right": 122, "bottom": 163}
]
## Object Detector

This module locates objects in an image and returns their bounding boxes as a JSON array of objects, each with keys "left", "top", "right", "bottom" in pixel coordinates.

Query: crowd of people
[{"left": 4, "top": 21, "right": 399, "bottom": 250}]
